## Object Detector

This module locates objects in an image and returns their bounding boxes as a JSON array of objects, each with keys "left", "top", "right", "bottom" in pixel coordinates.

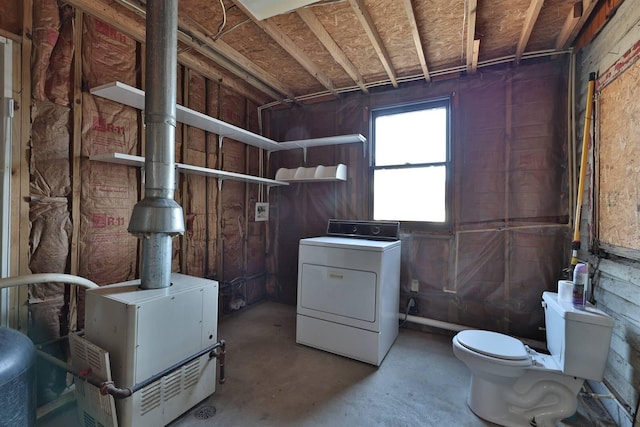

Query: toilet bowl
[
  {"left": 452, "top": 292, "right": 614, "bottom": 427},
  {"left": 453, "top": 330, "right": 583, "bottom": 427}
]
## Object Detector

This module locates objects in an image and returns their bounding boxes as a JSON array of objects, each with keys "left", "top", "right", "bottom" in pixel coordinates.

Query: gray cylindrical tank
[{"left": 0, "top": 326, "right": 36, "bottom": 426}]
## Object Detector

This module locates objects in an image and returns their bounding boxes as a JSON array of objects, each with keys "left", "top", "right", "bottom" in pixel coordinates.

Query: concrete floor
[{"left": 37, "top": 302, "right": 616, "bottom": 427}]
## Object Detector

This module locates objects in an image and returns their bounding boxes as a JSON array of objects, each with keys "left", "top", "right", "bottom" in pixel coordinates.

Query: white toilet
[{"left": 452, "top": 291, "right": 614, "bottom": 427}]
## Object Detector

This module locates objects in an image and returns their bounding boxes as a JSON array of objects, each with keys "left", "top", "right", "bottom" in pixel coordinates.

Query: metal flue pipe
[{"left": 128, "top": 0, "right": 184, "bottom": 289}]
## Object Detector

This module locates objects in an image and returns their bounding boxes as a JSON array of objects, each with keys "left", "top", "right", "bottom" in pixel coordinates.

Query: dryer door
[{"left": 299, "top": 263, "right": 377, "bottom": 323}]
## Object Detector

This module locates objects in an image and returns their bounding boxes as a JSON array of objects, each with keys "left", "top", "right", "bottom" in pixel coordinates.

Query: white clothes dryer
[{"left": 296, "top": 220, "right": 401, "bottom": 366}]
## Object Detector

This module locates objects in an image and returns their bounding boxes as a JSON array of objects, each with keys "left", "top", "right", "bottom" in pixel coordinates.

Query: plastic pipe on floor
[
  {"left": 398, "top": 312, "right": 469, "bottom": 332},
  {"left": 0, "top": 273, "right": 99, "bottom": 290},
  {"left": 398, "top": 312, "right": 546, "bottom": 349}
]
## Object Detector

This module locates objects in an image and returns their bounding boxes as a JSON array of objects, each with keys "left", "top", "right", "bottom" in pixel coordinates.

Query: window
[{"left": 371, "top": 99, "right": 451, "bottom": 223}]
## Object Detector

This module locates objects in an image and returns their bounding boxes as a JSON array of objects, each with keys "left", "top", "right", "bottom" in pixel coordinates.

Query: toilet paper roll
[{"left": 558, "top": 280, "right": 573, "bottom": 303}]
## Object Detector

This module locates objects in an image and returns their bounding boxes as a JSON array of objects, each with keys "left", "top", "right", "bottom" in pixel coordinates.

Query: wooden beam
[
  {"left": 515, "top": 0, "right": 544, "bottom": 62},
  {"left": 297, "top": 8, "right": 368, "bottom": 93},
  {"left": 17, "top": 0, "right": 33, "bottom": 332},
  {"left": 563, "top": 0, "right": 598, "bottom": 47},
  {"left": 574, "top": 0, "right": 624, "bottom": 50},
  {"left": 69, "top": 8, "right": 84, "bottom": 332},
  {"left": 180, "top": 17, "right": 298, "bottom": 100},
  {"left": 348, "top": 0, "right": 398, "bottom": 88},
  {"left": 401, "top": 0, "right": 430, "bottom": 82},
  {"left": 0, "top": 28, "right": 22, "bottom": 43},
  {"left": 232, "top": 0, "right": 338, "bottom": 96},
  {"left": 9, "top": 36, "right": 22, "bottom": 328},
  {"left": 471, "top": 39, "right": 480, "bottom": 73},
  {"left": 556, "top": 1, "right": 584, "bottom": 49},
  {"left": 111, "top": 0, "right": 294, "bottom": 100},
  {"left": 61, "top": 0, "right": 272, "bottom": 104},
  {"left": 465, "top": 0, "right": 478, "bottom": 73}
]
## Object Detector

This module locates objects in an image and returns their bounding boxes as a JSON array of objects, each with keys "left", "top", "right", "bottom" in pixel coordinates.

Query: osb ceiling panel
[
  {"left": 65, "top": 0, "right": 600, "bottom": 104},
  {"left": 476, "top": 0, "right": 530, "bottom": 62},
  {"left": 270, "top": 12, "right": 354, "bottom": 89},
  {"left": 364, "top": 0, "right": 422, "bottom": 77},
  {"left": 312, "top": 1, "right": 388, "bottom": 84},
  {"left": 414, "top": 0, "right": 466, "bottom": 72},
  {"left": 528, "top": 0, "right": 580, "bottom": 52},
  {"left": 217, "top": 3, "right": 326, "bottom": 95}
]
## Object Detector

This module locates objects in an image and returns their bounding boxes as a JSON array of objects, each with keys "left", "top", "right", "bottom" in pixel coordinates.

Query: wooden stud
[
  {"left": 556, "top": 1, "right": 584, "bottom": 50},
  {"left": 515, "top": 0, "right": 544, "bottom": 63},
  {"left": 0, "top": 28, "right": 22, "bottom": 43},
  {"left": 297, "top": 8, "right": 369, "bottom": 93},
  {"left": 180, "top": 70, "right": 189, "bottom": 274},
  {"left": 9, "top": 39, "right": 21, "bottom": 328},
  {"left": 348, "top": 0, "right": 398, "bottom": 88},
  {"left": 17, "top": 0, "right": 33, "bottom": 332},
  {"left": 504, "top": 76, "right": 512, "bottom": 334},
  {"left": 232, "top": 0, "right": 339, "bottom": 96},
  {"left": 401, "top": 0, "right": 430, "bottom": 82},
  {"left": 68, "top": 8, "right": 84, "bottom": 331},
  {"left": 62, "top": 0, "right": 271, "bottom": 104},
  {"left": 471, "top": 39, "right": 480, "bottom": 73},
  {"left": 465, "top": 0, "right": 477, "bottom": 73},
  {"left": 179, "top": 15, "right": 296, "bottom": 101}
]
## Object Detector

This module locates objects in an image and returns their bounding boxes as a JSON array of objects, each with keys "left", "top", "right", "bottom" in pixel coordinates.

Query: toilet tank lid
[
  {"left": 456, "top": 330, "right": 529, "bottom": 361},
  {"left": 542, "top": 292, "right": 614, "bottom": 327}
]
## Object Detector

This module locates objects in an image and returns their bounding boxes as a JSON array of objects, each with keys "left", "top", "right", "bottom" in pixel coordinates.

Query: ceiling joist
[
  {"left": 62, "top": 0, "right": 271, "bottom": 104},
  {"left": 556, "top": 0, "right": 599, "bottom": 49},
  {"left": 348, "top": 0, "right": 398, "bottom": 88},
  {"left": 112, "top": 0, "right": 291, "bottom": 101},
  {"left": 297, "top": 7, "right": 368, "bottom": 93},
  {"left": 471, "top": 39, "right": 480, "bottom": 73},
  {"left": 465, "top": 0, "right": 478, "bottom": 73},
  {"left": 515, "top": 0, "right": 544, "bottom": 63},
  {"left": 402, "top": 0, "right": 430, "bottom": 82},
  {"left": 178, "top": 16, "right": 298, "bottom": 100},
  {"left": 232, "top": 0, "right": 339, "bottom": 97},
  {"left": 556, "top": 1, "right": 583, "bottom": 49}
]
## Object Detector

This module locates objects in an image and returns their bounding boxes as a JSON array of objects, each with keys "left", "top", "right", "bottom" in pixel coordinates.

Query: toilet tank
[{"left": 542, "top": 291, "right": 614, "bottom": 381}]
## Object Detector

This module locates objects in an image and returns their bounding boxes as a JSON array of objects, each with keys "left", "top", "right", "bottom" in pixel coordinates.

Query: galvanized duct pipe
[{"left": 128, "top": 0, "right": 184, "bottom": 290}]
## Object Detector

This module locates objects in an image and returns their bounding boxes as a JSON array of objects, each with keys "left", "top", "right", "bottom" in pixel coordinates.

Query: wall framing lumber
[
  {"left": 17, "top": 0, "right": 32, "bottom": 332},
  {"left": 515, "top": 0, "right": 544, "bottom": 62},
  {"left": 402, "top": 0, "right": 430, "bottom": 82},
  {"left": 61, "top": 0, "right": 270, "bottom": 105},
  {"left": 348, "top": 0, "right": 398, "bottom": 88},
  {"left": 232, "top": 0, "right": 338, "bottom": 96}
]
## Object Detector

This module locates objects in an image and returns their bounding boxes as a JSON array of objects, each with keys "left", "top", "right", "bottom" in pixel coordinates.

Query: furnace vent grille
[
  {"left": 69, "top": 334, "right": 117, "bottom": 427},
  {"left": 183, "top": 358, "right": 200, "bottom": 390},
  {"left": 140, "top": 381, "right": 162, "bottom": 415},
  {"left": 163, "top": 369, "right": 182, "bottom": 401}
]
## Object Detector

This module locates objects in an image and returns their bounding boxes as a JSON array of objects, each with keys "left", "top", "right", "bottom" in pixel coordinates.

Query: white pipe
[
  {"left": 399, "top": 312, "right": 469, "bottom": 332},
  {"left": 399, "top": 312, "right": 546, "bottom": 349},
  {"left": 0, "top": 273, "right": 99, "bottom": 290}
]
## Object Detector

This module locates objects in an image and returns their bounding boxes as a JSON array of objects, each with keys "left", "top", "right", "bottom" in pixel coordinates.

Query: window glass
[
  {"left": 372, "top": 100, "right": 450, "bottom": 224},
  {"left": 374, "top": 107, "right": 447, "bottom": 166}
]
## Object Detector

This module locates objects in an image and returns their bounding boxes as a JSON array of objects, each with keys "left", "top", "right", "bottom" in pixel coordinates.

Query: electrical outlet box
[
  {"left": 255, "top": 202, "right": 269, "bottom": 222},
  {"left": 410, "top": 279, "right": 419, "bottom": 293}
]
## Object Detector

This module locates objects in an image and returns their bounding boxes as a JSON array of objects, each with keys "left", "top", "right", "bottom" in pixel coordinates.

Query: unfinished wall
[
  {"left": 13, "top": 0, "right": 268, "bottom": 364},
  {"left": 268, "top": 60, "right": 569, "bottom": 340},
  {"left": 577, "top": 0, "right": 640, "bottom": 424},
  {"left": 28, "top": 0, "right": 74, "bottom": 403}
]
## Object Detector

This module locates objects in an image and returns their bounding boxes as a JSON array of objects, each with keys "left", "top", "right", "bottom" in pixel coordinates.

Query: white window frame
[{"left": 370, "top": 98, "right": 452, "bottom": 228}]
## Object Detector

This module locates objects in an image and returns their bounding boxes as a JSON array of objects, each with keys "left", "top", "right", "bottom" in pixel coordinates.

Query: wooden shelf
[
  {"left": 89, "top": 81, "right": 366, "bottom": 152},
  {"left": 90, "top": 153, "right": 289, "bottom": 187}
]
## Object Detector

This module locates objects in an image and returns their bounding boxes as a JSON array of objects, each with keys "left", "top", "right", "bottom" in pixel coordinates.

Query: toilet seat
[{"left": 456, "top": 330, "right": 529, "bottom": 361}]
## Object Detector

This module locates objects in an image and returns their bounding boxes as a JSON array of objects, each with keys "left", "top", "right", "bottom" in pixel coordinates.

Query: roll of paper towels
[{"left": 558, "top": 280, "right": 573, "bottom": 303}]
